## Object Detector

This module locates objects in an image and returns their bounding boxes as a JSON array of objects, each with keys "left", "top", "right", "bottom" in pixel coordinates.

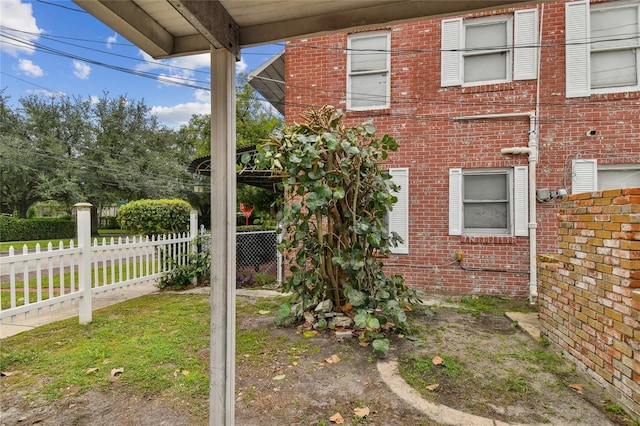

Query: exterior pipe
[{"left": 453, "top": 111, "right": 539, "bottom": 304}]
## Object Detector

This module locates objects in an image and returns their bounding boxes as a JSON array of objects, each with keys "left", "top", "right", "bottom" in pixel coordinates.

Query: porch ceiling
[{"left": 73, "top": 0, "right": 543, "bottom": 59}]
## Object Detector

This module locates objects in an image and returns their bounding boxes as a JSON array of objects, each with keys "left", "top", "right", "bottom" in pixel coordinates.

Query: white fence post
[
  {"left": 75, "top": 202, "right": 93, "bottom": 324},
  {"left": 190, "top": 209, "right": 198, "bottom": 253}
]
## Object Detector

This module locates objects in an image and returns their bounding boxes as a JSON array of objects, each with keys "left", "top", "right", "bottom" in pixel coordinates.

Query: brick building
[{"left": 251, "top": 0, "right": 640, "bottom": 300}]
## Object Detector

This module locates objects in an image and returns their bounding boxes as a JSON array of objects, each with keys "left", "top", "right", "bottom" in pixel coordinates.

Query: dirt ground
[{"left": 0, "top": 292, "right": 634, "bottom": 426}]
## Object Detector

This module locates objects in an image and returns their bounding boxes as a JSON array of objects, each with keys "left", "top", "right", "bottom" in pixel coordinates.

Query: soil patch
[{"left": 0, "top": 292, "right": 634, "bottom": 426}]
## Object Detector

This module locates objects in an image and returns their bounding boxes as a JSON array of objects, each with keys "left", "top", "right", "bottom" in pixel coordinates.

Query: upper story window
[
  {"left": 449, "top": 167, "right": 529, "bottom": 236},
  {"left": 347, "top": 31, "right": 390, "bottom": 110},
  {"left": 464, "top": 16, "right": 512, "bottom": 84},
  {"left": 566, "top": 0, "right": 640, "bottom": 97},
  {"left": 441, "top": 9, "right": 539, "bottom": 87}
]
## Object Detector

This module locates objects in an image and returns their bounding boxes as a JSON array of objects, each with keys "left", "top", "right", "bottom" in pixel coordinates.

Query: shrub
[
  {"left": 255, "top": 106, "right": 419, "bottom": 358},
  {"left": 0, "top": 216, "right": 75, "bottom": 241},
  {"left": 117, "top": 199, "right": 191, "bottom": 236},
  {"left": 157, "top": 235, "right": 210, "bottom": 290}
]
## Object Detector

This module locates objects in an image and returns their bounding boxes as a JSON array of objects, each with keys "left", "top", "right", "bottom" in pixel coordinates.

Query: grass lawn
[
  {"left": 0, "top": 293, "right": 289, "bottom": 419},
  {"left": 0, "top": 231, "right": 133, "bottom": 252}
]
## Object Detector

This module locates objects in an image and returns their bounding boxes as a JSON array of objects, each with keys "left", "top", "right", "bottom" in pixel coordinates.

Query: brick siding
[
  {"left": 538, "top": 188, "right": 640, "bottom": 419},
  {"left": 284, "top": 0, "right": 640, "bottom": 298}
]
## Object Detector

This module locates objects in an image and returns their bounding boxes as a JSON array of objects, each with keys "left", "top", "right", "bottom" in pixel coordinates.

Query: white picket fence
[{"left": 0, "top": 203, "right": 198, "bottom": 324}]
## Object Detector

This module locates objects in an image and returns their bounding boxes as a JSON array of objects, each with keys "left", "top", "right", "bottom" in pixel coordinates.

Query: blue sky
[{"left": 0, "top": 0, "right": 284, "bottom": 128}]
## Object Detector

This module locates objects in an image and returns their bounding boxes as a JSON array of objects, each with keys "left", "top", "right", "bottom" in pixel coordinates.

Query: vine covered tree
[{"left": 255, "top": 105, "right": 418, "bottom": 356}]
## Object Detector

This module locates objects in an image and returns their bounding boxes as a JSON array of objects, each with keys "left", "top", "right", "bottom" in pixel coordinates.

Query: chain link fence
[{"left": 236, "top": 230, "right": 281, "bottom": 286}]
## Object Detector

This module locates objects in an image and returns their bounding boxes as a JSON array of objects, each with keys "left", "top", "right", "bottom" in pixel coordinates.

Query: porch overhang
[{"left": 73, "top": 0, "right": 544, "bottom": 60}]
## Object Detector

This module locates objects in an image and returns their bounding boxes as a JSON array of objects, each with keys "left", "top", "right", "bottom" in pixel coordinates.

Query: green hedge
[
  {"left": 117, "top": 199, "right": 191, "bottom": 236},
  {"left": 0, "top": 216, "right": 76, "bottom": 242}
]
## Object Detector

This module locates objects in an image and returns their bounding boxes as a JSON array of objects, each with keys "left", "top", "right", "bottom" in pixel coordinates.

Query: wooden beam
[
  {"left": 208, "top": 47, "right": 237, "bottom": 426},
  {"left": 74, "top": 0, "right": 174, "bottom": 57},
  {"left": 169, "top": 0, "right": 240, "bottom": 59}
]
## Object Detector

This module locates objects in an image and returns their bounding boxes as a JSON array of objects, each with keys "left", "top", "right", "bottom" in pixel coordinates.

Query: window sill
[
  {"left": 459, "top": 235, "right": 522, "bottom": 245},
  {"left": 460, "top": 82, "right": 515, "bottom": 94},
  {"left": 587, "top": 90, "right": 640, "bottom": 102}
]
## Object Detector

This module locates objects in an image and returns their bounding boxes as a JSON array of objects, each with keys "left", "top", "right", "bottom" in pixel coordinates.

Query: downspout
[
  {"left": 455, "top": 112, "right": 538, "bottom": 303},
  {"left": 453, "top": 4, "right": 544, "bottom": 304},
  {"left": 501, "top": 114, "right": 538, "bottom": 304}
]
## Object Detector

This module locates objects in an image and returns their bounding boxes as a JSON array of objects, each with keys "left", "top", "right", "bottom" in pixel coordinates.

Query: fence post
[
  {"left": 190, "top": 209, "right": 199, "bottom": 286},
  {"left": 75, "top": 202, "right": 93, "bottom": 324},
  {"left": 190, "top": 209, "right": 198, "bottom": 253}
]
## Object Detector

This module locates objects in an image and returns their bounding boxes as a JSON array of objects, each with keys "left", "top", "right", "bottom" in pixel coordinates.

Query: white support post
[
  {"left": 209, "top": 47, "right": 236, "bottom": 426},
  {"left": 75, "top": 202, "right": 93, "bottom": 324}
]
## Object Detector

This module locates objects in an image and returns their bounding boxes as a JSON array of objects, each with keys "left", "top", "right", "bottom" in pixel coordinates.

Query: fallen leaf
[
  {"left": 1, "top": 371, "right": 16, "bottom": 377},
  {"left": 325, "top": 354, "right": 341, "bottom": 364},
  {"left": 258, "top": 310, "right": 270, "bottom": 315},
  {"left": 110, "top": 367, "right": 124, "bottom": 377},
  {"left": 272, "top": 374, "right": 286, "bottom": 381},
  {"left": 569, "top": 383, "right": 583, "bottom": 394},
  {"left": 85, "top": 368, "right": 99, "bottom": 374},
  {"left": 303, "top": 330, "right": 317, "bottom": 338},
  {"left": 354, "top": 407, "right": 370, "bottom": 418},
  {"left": 182, "top": 369, "right": 189, "bottom": 376},
  {"left": 432, "top": 356, "right": 443, "bottom": 365},
  {"left": 426, "top": 383, "right": 440, "bottom": 391},
  {"left": 329, "top": 412, "right": 345, "bottom": 424},
  {"left": 68, "top": 403, "right": 76, "bottom": 408}
]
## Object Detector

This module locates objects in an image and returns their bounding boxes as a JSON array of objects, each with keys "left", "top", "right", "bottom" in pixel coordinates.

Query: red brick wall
[
  {"left": 538, "top": 189, "right": 640, "bottom": 419},
  {"left": 284, "top": 0, "right": 640, "bottom": 298}
]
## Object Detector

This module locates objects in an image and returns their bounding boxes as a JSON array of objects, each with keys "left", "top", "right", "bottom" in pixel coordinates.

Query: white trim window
[
  {"left": 566, "top": 0, "right": 640, "bottom": 97},
  {"left": 572, "top": 159, "right": 640, "bottom": 192},
  {"left": 347, "top": 31, "right": 391, "bottom": 110},
  {"left": 388, "top": 168, "right": 409, "bottom": 254},
  {"left": 441, "top": 9, "right": 539, "bottom": 87},
  {"left": 449, "top": 167, "right": 528, "bottom": 236}
]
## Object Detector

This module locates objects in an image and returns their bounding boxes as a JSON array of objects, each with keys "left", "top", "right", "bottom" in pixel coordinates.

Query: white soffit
[{"left": 73, "top": 0, "right": 543, "bottom": 59}]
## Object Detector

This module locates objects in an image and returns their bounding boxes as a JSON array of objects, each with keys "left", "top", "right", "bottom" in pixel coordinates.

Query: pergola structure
[{"left": 73, "top": 2, "right": 543, "bottom": 424}]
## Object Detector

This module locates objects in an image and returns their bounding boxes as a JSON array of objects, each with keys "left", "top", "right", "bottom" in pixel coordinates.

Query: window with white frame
[
  {"left": 449, "top": 167, "right": 529, "bottom": 236},
  {"left": 347, "top": 31, "right": 390, "bottom": 110},
  {"left": 566, "top": 0, "right": 640, "bottom": 97},
  {"left": 441, "top": 9, "right": 538, "bottom": 87},
  {"left": 572, "top": 160, "right": 640, "bottom": 193}
]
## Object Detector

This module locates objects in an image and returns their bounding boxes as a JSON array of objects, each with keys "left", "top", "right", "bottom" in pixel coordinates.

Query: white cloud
[
  {"left": 194, "top": 89, "right": 210, "bottom": 102},
  {"left": 106, "top": 33, "right": 118, "bottom": 49},
  {"left": 151, "top": 102, "right": 211, "bottom": 128},
  {"left": 235, "top": 57, "right": 248, "bottom": 74},
  {"left": 72, "top": 60, "right": 91, "bottom": 79},
  {"left": 135, "top": 50, "right": 211, "bottom": 88},
  {"left": 28, "top": 88, "right": 65, "bottom": 98},
  {"left": 16, "top": 59, "right": 43, "bottom": 77},
  {"left": 0, "top": 0, "right": 43, "bottom": 56}
]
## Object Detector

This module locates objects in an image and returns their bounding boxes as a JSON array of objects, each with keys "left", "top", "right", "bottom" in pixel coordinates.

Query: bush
[
  {"left": 0, "top": 216, "right": 75, "bottom": 241},
  {"left": 117, "top": 199, "right": 191, "bottom": 236},
  {"left": 157, "top": 235, "right": 210, "bottom": 290}
]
